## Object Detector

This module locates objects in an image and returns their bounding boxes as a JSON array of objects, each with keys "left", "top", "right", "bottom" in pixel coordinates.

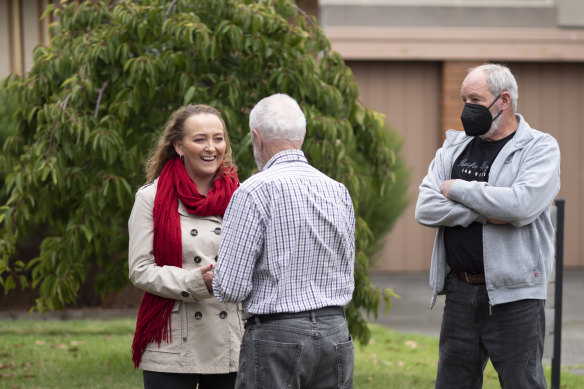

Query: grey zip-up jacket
[{"left": 415, "top": 114, "right": 561, "bottom": 308}]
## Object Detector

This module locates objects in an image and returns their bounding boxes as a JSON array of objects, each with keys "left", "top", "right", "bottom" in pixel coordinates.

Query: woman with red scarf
[{"left": 128, "top": 105, "right": 241, "bottom": 389}]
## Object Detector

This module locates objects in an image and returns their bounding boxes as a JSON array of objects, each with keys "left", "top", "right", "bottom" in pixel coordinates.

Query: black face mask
[{"left": 460, "top": 95, "right": 502, "bottom": 136}]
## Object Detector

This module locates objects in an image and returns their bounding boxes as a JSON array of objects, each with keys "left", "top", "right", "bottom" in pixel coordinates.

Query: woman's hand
[{"left": 201, "top": 264, "right": 214, "bottom": 293}]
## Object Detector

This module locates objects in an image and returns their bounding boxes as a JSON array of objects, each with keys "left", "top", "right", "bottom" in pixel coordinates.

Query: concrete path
[{"left": 368, "top": 269, "right": 584, "bottom": 374}]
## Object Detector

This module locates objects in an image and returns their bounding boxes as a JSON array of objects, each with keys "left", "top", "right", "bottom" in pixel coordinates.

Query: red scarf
[{"left": 131, "top": 157, "right": 239, "bottom": 368}]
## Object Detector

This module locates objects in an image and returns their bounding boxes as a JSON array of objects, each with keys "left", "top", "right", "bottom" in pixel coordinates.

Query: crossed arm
[
  {"left": 416, "top": 136, "right": 560, "bottom": 229},
  {"left": 440, "top": 179, "right": 507, "bottom": 225}
]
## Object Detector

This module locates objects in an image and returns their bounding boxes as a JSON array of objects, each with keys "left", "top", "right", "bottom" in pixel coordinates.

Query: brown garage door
[{"left": 348, "top": 61, "right": 442, "bottom": 271}]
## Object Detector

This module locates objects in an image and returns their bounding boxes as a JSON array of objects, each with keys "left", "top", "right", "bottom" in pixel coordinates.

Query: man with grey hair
[
  {"left": 416, "top": 63, "right": 561, "bottom": 388},
  {"left": 213, "top": 93, "right": 356, "bottom": 388}
]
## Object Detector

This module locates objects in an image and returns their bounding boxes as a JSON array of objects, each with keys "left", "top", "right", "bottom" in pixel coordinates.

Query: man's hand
[
  {"left": 201, "top": 264, "right": 214, "bottom": 293},
  {"left": 440, "top": 179, "right": 457, "bottom": 199}
]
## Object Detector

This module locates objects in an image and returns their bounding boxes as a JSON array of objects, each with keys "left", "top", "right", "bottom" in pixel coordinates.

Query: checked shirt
[{"left": 213, "top": 149, "right": 355, "bottom": 316}]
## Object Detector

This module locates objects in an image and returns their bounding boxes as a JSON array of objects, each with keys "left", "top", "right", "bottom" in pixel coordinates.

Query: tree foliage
[
  {"left": 0, "top": 85, "right": 19, "bottom": 145},
  {"left": 0, "top": 0, "right": 408, "bottom": 343}
]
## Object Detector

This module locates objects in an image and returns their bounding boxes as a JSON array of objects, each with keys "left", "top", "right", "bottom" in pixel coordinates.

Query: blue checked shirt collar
[{"left": 262, "top": 149, "right": 308, "bottom": 170}]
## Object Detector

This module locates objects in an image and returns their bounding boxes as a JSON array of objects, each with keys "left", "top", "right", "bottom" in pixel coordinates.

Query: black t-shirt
[{"left": 444, "top": 132, "right": 515, "bottom": 273}]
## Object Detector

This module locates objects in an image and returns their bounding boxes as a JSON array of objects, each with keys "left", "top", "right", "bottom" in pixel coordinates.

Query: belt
[
  {"left": 248, "top": 306, "right": 344, "bottom": 324},
  {"left": 451, "top": 270, "right": 486, "bottom": 284}
]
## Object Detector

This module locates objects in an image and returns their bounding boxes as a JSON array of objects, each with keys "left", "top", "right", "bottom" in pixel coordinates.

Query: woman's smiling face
[{"left": 174, "top": 113, "right": 226, "bottom": 186}]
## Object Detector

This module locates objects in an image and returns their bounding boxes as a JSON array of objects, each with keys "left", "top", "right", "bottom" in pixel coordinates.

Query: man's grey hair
[
  {"left": 470, "top": 64, "right": 518, "bottom": 111},
  {"left": 249, "top": 93, "right": 306, "bottom": 142}
]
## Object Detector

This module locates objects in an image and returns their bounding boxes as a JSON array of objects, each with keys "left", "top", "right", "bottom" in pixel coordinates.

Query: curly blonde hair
[{"left": 144, "top": 105, "right": 234, "bottom": 183}]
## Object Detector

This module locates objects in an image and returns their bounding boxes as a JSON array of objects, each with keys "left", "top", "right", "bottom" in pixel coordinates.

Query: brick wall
[{"left": 441, "top": 61, "right": 483, "bottom": 137}]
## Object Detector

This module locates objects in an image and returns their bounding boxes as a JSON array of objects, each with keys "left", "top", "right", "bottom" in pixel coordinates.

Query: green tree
[
  {"left": 0, "top": 84, "right": 19, "bottom": 145},
  {"left": 0, "top": 0, "right": 408, "bottom": 343}
]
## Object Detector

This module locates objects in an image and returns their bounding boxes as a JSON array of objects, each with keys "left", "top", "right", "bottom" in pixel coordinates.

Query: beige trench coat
[{"left": 128, "top": 179, "right": 243, "bottom": 374}]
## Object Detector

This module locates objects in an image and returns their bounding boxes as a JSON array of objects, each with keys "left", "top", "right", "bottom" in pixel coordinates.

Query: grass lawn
[
  {"left": 0, "top": 319, "right": 142, "bottom": 389},
  {"left": 0, "top": 319, "right": 583, "bottom": 388},
  {"left": 354, "top": 325, "right": 584, "bottom": 388}
]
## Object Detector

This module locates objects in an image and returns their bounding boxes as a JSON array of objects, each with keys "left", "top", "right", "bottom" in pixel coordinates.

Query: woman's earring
[{"left": 180, "top": 155, "right": 184, "bottom": 163}]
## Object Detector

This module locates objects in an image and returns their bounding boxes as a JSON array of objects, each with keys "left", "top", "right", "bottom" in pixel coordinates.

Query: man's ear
[
  {"left": 251, "top": 129, "right": 262, "bottom": 150},
  {"left": 501, "top": 91, "right": 512, "bottom": 110}
]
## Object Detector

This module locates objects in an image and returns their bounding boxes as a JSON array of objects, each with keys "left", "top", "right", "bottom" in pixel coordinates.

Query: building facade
[
  {"left": 319, "top": 0, "right": 584, "bottom": 270},
  {"left": 2, "top": 0, "right": 584, "bottom": 270},
  {"left": 0, "top": 0, "right": 51, "bottom": 78}
]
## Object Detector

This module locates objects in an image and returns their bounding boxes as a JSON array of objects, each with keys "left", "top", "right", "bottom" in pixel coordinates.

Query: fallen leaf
[
  {"left": 34, "top": 340, "right": 45, "bottom": 346},
  {"left": 368, "top": 338, "right": 375, "bottom": 344},
  {"left": 0, "top": 362, "right": 15, "bottom": 370},
  {"left": 21, "top": 362, "right": 32, "bottom": 368},
  {"left": 54, "top": 344, "right": 68, "bottom": 350},
  {"left": 366, "top": 377, "right": 373, "bottom": 382},
  {"left": 70, "top": 340, "right": 85, "bottom": 346},
  {"left": 398, "top": 360, "right": 405, "bottom": 367},
  {"left": 405, "top": 340, "right": 417, "bottom": 349}
]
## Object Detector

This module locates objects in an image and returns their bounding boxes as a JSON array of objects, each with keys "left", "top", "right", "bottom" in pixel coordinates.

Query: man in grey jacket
[{"left": 415, "top": 63, "right": 561, "bottom": 389}]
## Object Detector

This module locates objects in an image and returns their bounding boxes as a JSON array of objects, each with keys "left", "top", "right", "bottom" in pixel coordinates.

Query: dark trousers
[
  {"left": 143, "top": 370, "right": 237, "bottom": 389},
  {"left": 236, "top": 311, "right": 354, "bottom": 389},
  {"left": 435, "top": 273, "right": 547, "bottom": 389}
]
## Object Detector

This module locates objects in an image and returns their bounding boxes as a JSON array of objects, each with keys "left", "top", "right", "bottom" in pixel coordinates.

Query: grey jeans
[
  {"left": 235, "top": 311, "right": 354, "bottom": 389},
  {"left": 436, "top": 273, "right": 547, "bottom": 389}
]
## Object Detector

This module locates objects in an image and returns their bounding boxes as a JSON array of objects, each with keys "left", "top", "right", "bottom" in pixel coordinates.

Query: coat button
[
  {"left": 190, "top": 229, "right": 198, "bottom": 236},
  {"left": 181, "top": 291, "right": 189, "bottom": 298},
  {"left": 194, "top": 256, "right": 201, "bottom": 264},
  {"left": 213, "top": 227, "right": 221, "bottom": 235},
  {"left": 219, "top": 311, "right": 227, "bottom": 319},
  {"left": 194, "top": 312, "right": 203, "bottom": 320},
  {"left": 214, "top": 256, "right": 218, "bottom": 262}
]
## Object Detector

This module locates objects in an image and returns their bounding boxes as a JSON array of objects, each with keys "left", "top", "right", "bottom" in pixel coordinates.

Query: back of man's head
[{"left": 249, "top": 93, "right": 306, "bottom": 142}]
